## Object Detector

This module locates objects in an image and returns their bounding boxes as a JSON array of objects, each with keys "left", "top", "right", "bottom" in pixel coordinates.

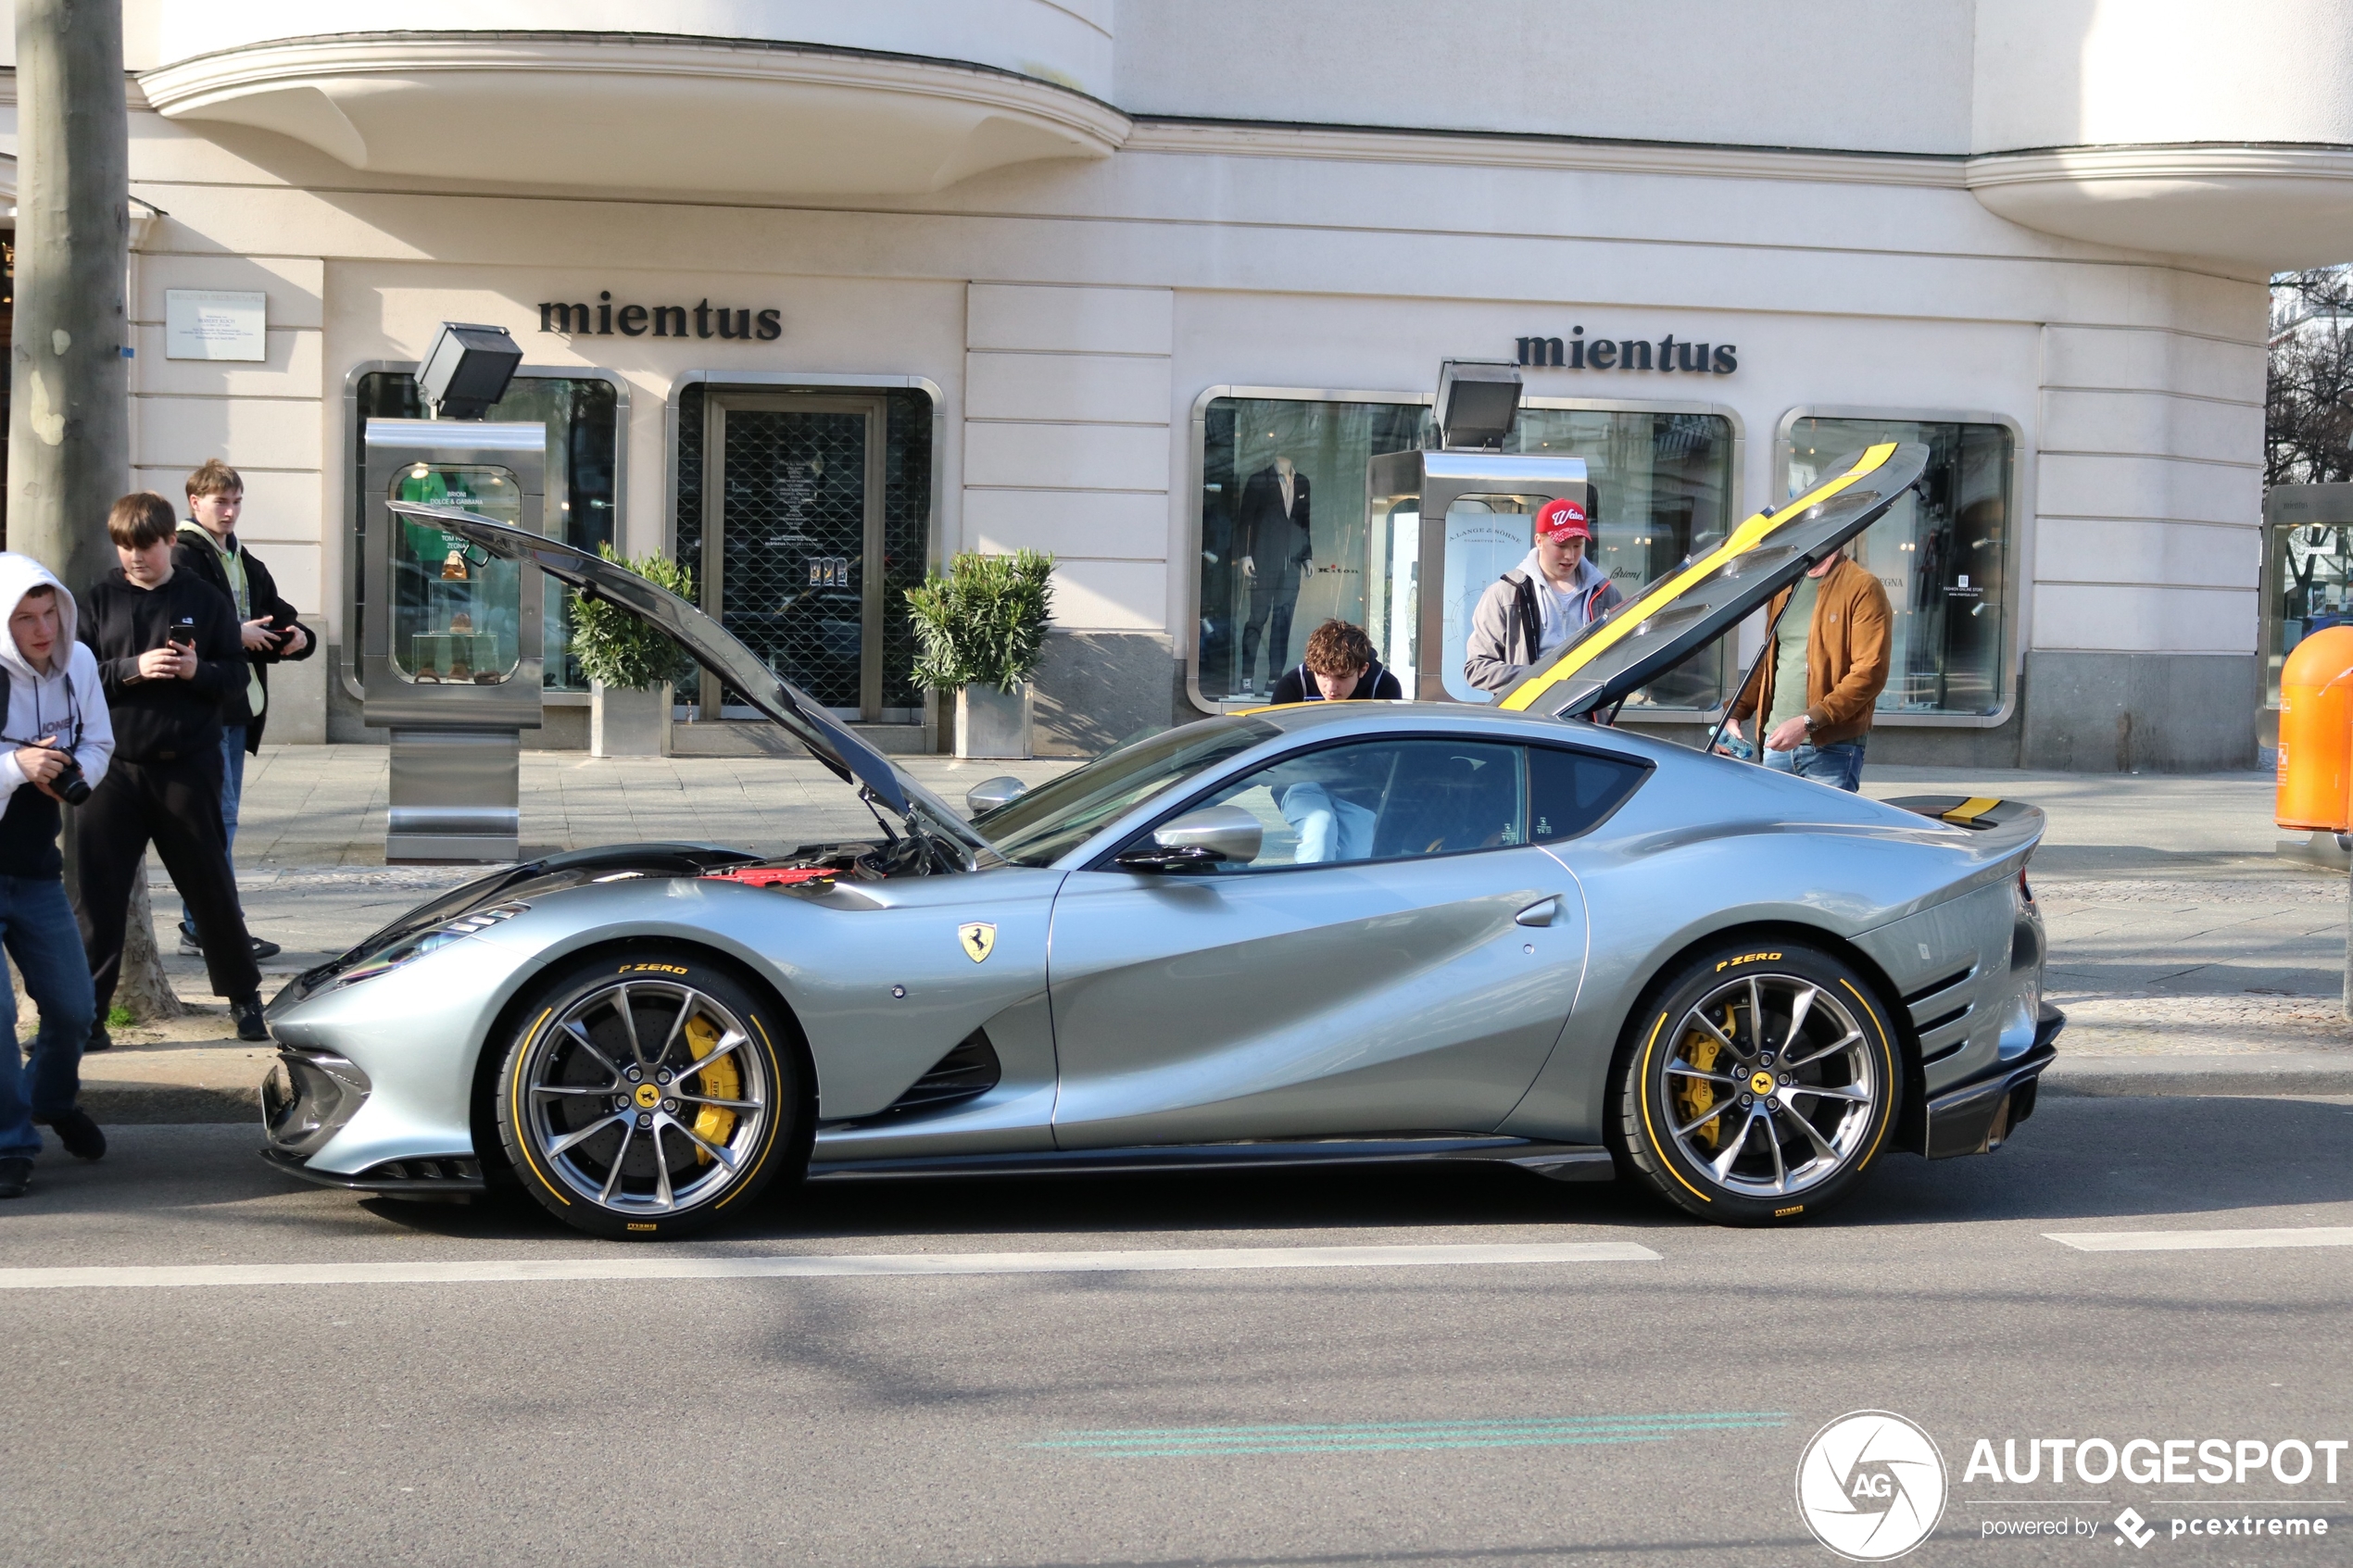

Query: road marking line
[
  {"left": 0, "top": 1240, "right": 1660, "bottom": 1291},
  {"left": 1034, "top": 1411, "right": 1788, "bottom": 1458},
  {"left": 2045, "top": 1226, "right": 2353, "bottom": 1252}
]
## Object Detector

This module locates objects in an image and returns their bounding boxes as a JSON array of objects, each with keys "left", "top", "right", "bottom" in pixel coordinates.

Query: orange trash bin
[{"left": 2275, "top": 624, "right": 2353, "bottom": 831}]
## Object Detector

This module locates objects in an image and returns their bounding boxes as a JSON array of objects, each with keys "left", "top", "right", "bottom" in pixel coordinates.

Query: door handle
[{"left": 1515, "top": 897, "right": 1561, "bottom": 927}]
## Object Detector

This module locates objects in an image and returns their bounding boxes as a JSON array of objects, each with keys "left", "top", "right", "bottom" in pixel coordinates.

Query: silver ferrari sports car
[{"left": 262, "top": 443, "right": 2060, "bottom": 1238}]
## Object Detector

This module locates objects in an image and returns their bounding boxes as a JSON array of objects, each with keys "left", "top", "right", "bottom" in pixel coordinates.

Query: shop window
[
  {"left": 2267, "top": 521, "right": 2353, "bottom": 708},
  {"left": 1781, "top": 417, "right": 2015, "bottom": 719},
  {"left": 351, "top": 370, "right": 620, "bottom": 692},
  {"left": 1196, "top": 395, "right": 1737, "bottom": 709}
]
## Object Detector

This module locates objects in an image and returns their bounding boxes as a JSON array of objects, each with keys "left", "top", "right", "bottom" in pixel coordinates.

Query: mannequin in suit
[{"left": 1235, "top": 456, "right": 1311, "bottom": 693}]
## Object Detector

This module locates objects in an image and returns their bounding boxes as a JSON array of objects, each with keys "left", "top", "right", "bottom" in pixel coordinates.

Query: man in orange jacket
[{"left": 1721, "top": 549, "right": 1891, "bottom": 791}]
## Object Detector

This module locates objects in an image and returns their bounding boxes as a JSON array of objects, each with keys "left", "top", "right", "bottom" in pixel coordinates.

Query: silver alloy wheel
[
  {"left": 522, "top": 980, "right": 769, "bottom": 1215},
  {"left": 1659, "top": 972, "right": 1879, "bottom": 1199}
]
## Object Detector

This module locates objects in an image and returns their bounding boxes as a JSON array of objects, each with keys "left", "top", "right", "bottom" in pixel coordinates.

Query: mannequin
[{"left": 1235, "top": 455, "right": 1312, "bottom": 693}]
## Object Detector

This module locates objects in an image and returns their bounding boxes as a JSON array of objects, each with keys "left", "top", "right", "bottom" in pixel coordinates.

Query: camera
[{"left": 47, "top": 751, "right": 90, "bottom": 807}]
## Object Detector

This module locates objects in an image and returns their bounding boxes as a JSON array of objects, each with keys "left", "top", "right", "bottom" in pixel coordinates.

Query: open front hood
[
  {"left": 1500, "top": 442, "right": 1931, "bottom": 719},
  {"left": 390, "top": 502, "right": 988, "bottom": 857}
]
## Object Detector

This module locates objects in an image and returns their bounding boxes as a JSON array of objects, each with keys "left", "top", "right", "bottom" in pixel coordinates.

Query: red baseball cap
[{"left": 1535, "top": 497, "right": 1591, "bottom": 541}]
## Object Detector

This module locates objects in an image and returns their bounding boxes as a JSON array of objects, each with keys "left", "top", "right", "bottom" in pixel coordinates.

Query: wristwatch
[{"left": 1801, "top": 714, "right": 1816, "bottom": 734}]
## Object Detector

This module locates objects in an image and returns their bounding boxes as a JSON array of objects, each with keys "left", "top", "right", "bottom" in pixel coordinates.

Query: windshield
[{"left": 979, "top": 717, "right": 1279, "bottom": 867}]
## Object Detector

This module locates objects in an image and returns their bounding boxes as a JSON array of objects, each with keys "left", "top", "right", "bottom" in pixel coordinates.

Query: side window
[
  {"left": 1192, "top": 739, "right": 1527, "bottom": 871},
  {"left": 1527, "top": 746, "right": 1648, "bottom": 843}
]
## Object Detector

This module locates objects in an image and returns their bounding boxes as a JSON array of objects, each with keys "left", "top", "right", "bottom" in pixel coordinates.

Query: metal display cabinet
[
  {"left": 361, "top": 419, "right": 547, "bottom": 861},
  {"left": 1364, "top": 448, "right": 1592, "bottom": 703}
]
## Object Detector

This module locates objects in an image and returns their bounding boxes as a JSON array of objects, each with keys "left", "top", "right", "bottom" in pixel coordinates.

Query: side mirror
[
  {"left": 1114, "top": 804, "right": 1264, "bottom": 872},
  {"left": 965, "top": 775, "right": 1028, "bottom": 816}
]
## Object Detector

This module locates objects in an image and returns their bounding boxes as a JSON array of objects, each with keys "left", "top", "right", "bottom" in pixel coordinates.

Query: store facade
[{"left": 22, "top": 1, "right": 2353, "bottom": 768}]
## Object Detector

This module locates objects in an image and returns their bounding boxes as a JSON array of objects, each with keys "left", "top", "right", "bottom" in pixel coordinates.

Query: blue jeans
[
  {"left": 0, "top": 874, "right": 96, "bottom": 1157},
  {"left": 1766, "top": 735, "right": 1867, "bottom": 791},
  {"left": 182, "top": 724, "right": 246, "bottom": 935}
]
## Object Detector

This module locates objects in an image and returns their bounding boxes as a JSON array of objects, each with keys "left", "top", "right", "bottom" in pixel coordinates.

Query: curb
[
  {"left": 77, "top": 1055, "right": 2353, "bottom": 1128},
  {"left": 2040, "top": 1054, "right": 2353, "bottom": 1098}
]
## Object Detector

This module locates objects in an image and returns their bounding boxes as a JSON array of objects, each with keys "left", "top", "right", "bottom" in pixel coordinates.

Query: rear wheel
[
  {"left": 496, "top": 950, "right": 801, "bottom": 1240},
  {"left": 1613, "top": 940, "right": 1900, "bottom": 1224}
]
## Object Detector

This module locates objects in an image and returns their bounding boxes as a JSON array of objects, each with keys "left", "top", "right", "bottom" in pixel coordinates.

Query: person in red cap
[{"left": 1464, "top": 495, "right": 1622, "bottom": 694}]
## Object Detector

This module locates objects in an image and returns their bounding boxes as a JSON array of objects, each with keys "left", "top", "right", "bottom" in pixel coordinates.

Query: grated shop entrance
[{"left": 676, "top": 387, "right": 931, "bottom": 722}]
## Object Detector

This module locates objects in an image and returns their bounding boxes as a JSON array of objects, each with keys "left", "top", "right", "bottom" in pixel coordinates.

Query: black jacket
[
  {"left": 1235, "top": 464, "right": 1312, "bottom": 573},
  {"left": 1269, "top": 659, "right": 1403, "bottom": 705},
  {"left": 172, "top": 526, "right": 317, "bottom": 751},
  {"left": 79, "top": 569, "right": 245, "bottom": 766}
]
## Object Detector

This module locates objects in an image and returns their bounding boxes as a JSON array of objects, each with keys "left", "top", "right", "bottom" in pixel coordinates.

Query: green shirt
[
  {"left": 1765, "top": 571, "right": 1821, "bottom": 733},
  {"left": 180, "top": 522, "right": 265, "bottom": 718}
]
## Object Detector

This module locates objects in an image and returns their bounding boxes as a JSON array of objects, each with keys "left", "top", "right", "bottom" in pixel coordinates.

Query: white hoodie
[{"left": 0, "top": 552, "right": 113, "bottom": 804}]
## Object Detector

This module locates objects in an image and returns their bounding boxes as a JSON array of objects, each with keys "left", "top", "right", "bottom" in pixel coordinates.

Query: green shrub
[
  {"left": 568, "top": 546, "right": 697, "bottom": 692},
  {"left": 905, "top": 549, "right": 1056, "bottom": 694}
]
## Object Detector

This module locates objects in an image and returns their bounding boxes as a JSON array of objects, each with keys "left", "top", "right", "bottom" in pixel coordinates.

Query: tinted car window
[
  {"left": 1527, "top": 746, "right": 1648, "bottom": 842},
  {"left": 1191, "top": 739, "right": 1528, "bottom": 872},
  {"left": 982, "top": 718, "right": 1277, "bottom": 867}
]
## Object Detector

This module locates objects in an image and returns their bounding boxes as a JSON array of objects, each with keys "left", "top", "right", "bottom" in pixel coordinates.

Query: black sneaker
[
  {"left": 83, "top": 1022, "right": 112, "bottom": 1054},
  {"left": 0, "top": 1158, "right": 30, "bottom": 1198},
  {"left": 249, "top": 935, "right": 282, "bottom": 960},
  {"left": 232, "top": 994, "right": 269, "bottom": 1042},
  {"left": 39, "top": 1108, "right": 104, "bottom": 1161}
]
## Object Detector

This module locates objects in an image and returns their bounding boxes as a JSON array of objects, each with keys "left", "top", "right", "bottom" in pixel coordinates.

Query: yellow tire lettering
[
  {"left": 1714, "top": 951, "right": 1782, "bottom": 972},
  {"left": 1775, "top": 1205, "right": 1804, "bottom": 1218},
  {"left": 627, "top": 1223, "right": 657, "bottom": 1232}
]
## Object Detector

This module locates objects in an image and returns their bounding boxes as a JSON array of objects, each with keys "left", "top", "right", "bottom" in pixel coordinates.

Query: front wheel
[
  {"left": 1613, "top": 940, "right": 1901, "bottom": 1224},
  {"left": 496, "top": 950, "right": 802, "bottom": 1240}
]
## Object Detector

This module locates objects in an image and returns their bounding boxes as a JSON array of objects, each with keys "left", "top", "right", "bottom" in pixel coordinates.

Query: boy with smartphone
[
  {"left": 76, "top": 493, "right": 267, "bottom": 1044},
  {"left": 172, "top": 459, "right": 315, "bottom": 960}
]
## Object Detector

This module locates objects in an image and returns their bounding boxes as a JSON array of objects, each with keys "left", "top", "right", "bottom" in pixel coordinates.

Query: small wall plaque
[{"left": 164, "top": 289, "right": 268, "bottom": 361}]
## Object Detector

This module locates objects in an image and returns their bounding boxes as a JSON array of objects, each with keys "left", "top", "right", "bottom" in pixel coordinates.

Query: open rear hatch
[{"left": 1500, "top": 441, "right": 1931, "bottom": 720}]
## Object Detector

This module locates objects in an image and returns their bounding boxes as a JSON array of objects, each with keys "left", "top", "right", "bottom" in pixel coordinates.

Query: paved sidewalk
[{"left": 44, "top": 746, "right": 2352, "bottom": 1121}]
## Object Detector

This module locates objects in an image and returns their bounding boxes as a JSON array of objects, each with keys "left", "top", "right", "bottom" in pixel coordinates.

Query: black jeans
[{"left": 76, "top": 755, "right": 258, "bottom": 1013}]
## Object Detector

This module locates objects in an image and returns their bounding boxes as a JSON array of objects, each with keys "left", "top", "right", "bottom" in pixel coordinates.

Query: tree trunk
[{"left": 9, "top": 5, "right": 180, "bottom": 1023}]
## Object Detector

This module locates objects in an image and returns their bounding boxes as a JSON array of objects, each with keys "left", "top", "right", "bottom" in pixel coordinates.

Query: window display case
[{"left": 361, "top": 420, "right": 548, "bottom": 860}]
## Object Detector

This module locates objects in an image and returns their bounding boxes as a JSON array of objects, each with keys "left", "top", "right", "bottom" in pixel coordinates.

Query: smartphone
[{"left": 170, "top": 614, "right": 197, "bottom": 650}]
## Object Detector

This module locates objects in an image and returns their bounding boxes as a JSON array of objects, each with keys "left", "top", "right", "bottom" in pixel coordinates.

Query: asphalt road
[{"left": 7, "top": 1096, "right": 2351, "bottom": 1568}]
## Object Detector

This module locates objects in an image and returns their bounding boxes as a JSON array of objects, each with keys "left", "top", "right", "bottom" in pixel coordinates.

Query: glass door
[{"left": 700, "top": 394, "right": 887, "bottom": 721}]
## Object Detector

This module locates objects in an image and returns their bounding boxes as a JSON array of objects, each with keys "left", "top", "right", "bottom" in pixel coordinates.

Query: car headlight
[{"left": 337, "top": 902, "right": 529, "bottom": 987}]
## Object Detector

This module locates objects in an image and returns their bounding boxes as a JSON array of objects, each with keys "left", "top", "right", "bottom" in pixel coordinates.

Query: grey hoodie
[
  {"left": 0, "top": 551, "right": 114, "bottom": 808},
  {"left": 1462, "top": 548, "right": 1625, "bottom": 695}
]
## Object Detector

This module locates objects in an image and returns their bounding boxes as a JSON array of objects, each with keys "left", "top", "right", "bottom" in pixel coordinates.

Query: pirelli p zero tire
[
  {"left": 496, "top": 948, "right": 802, "bottom": 1241},
  {"left": 1613, "top": 939, "right": 1902, "bottom": 1225}
]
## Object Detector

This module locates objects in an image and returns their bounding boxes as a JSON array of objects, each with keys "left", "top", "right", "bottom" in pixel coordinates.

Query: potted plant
[
  {"left": 905, "top": 549, "right": 1055, "bottom": 759},
  {"left": 569, "top": 546, "right": 696, "bottom": 757}
]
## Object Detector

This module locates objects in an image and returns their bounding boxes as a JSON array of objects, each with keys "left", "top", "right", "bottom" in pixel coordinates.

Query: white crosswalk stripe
[
  {"left": 2046, "top": 1226, "right": 2353, "bottom": 1252},
  {"left": 0, "top": 1240, "right": 1661, "bottom": 1291}
]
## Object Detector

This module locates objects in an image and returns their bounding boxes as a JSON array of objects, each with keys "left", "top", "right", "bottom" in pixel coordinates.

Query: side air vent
[{"left": 883, "top": 1029, "right": 1002, "bottom": 1116}]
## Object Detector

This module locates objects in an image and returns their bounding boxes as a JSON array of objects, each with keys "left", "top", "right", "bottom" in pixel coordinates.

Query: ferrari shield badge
[{"left": 958, "top": 922, "right": 997, "bottom": 963}]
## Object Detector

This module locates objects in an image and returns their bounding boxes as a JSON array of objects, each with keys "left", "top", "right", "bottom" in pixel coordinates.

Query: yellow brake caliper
[
  {"left": 1675, "top": 1011, "right": 1725, "bottom": 1149},
  {"left": 683, "top": 1013, "right": 739, "bottom": 1165}
]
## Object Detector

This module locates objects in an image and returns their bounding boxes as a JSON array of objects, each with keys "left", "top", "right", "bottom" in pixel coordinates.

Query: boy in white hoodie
[{"left": 0, "top": 553, "right": 115, "bottom": 1198}]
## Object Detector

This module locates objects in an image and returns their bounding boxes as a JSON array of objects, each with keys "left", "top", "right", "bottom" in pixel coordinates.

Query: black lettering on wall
[
  {"left": 652, "top": 305, "right": 687, "bottom": 337},
  {"left": 755, "top": 308, "right": 783, "bottom": 341},
  {"left": 715, "top": 307, "right": 751, "bottom": 339},
  {"left": 1656, "top": 333, "right": 1676, "bottom": 370},
  {"left": 1676, "top": 341, "right": 1709, "bottom": 371},
  {"left": 539, "top": 302, "right": 593, "bottom": 334},
  {"left": 1568, "top": 326, "right": 1585, "bottom": 368},
  {"left": 1587, "top": 338, "right": 1617, "bottom": 369},
  {"left": 1516, "top": 336, "right": 1565, "bottom": 368},
  {"left": 1508, "top": 328, "right": 1739, "bottom": 372},
  {"left": 598, "top": 291, "right": 612, "bottom": 335},
  {"left": 1713, "top": 345, "right": 1737, "bottom": 373},
  {"left": 617, "top": 304, "right": 648, "bottom": 336},
  {"left": 693, "top": 300, "right": 713, "bottom": 338},
  {"left": 1619, "top": 339, "right": 1651, "bottom": 370}
]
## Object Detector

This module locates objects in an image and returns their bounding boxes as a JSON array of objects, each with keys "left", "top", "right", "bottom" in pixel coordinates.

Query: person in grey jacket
[{"left": 1463, "top": 496, "right": 1623, "bottom": 695}]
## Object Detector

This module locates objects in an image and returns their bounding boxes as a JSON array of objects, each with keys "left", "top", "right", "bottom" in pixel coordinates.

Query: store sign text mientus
[
  {"left": 1516, "top": 329, "right": 1736, "bottom": 373},
  {"left": 537, "top": 292, "right": 781, "bottom": 341}
]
